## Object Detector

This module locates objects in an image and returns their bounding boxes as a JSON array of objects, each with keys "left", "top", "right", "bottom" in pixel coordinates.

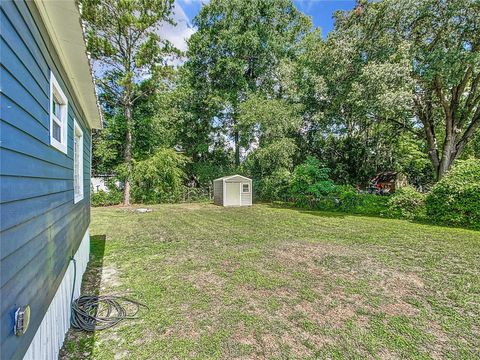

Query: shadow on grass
[
  {"left": 265, "top": 202, "right": 479, "bottom": 232},
  {"left": 59, "top": 234, "right": 106, "bottom": 360},
  {"left": 266, "top": 202, "right": 348, "bottom": 218}
]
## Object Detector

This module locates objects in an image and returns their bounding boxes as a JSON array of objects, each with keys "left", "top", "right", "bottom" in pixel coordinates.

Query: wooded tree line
[{"left": 82, "top": 0, "right": 480, "bottom": 205}]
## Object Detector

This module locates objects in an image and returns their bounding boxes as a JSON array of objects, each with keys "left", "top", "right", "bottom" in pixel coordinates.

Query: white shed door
[{"left": 225, "top": 182, "right": 241, "bottom": 206}]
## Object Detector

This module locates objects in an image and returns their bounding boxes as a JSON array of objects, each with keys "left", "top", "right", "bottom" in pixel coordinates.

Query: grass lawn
[{"left": 61, "top": 203, "right": 480, "bottom": 359}]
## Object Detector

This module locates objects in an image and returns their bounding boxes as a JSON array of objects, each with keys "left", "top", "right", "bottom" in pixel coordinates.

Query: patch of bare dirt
[
  {"left": 114, "top": 350, "right": 129, "bottom": 359},
  {"left": 186, "top": 269, "right": 226, "bottom": 292},
  {"left": 100, "top": 265, "right": 121, "bottom": 289},
  {"left": 377, "top": 348, "right": 401, "bottom": 360},
  {"left": 375, "top": 268, "right": 424, "bottom": 295},
  {"left": 380, "top": 301, "right": 418, "bottom": 317},
  {"left": 274, "top": 242, "right": 357, "bottom": 265},
  {"left": 221, "top": 259, "right": 242, "bottom": 274}
]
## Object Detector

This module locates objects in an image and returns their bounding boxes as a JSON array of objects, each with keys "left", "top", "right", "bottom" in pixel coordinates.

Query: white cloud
[{"left": 159, "top": 1, "right": 196, "bottom": 53}]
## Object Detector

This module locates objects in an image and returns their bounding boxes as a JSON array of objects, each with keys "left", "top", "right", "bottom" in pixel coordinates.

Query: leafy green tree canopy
[
  {"left": 81, "top": 0, "right": 178, "bottom": 205},
  {"left": 334, "top": 0, "right": 480, "bottom": 179},
  {"left": 185, "top": 0, "right": 311, "bottom": 165}
]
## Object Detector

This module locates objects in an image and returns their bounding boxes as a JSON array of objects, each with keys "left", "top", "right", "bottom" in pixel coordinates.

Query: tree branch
[
  {"left": 455, "top": 106, "right": 480, "bottom": 156},
  {"left": 459, "top": 71, "right": 480, "bottom": 127}
]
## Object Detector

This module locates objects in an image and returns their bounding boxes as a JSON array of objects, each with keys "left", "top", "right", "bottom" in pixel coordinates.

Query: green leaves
[
  {"left": 81, "top": 0, "right": 177, "bottom": 88},
  {"left": 131, "top": 148, "right": 189, "bottom": 203},
  {"left": 426, "top": 159, "right": 480, "bottom": 229},
  {"left": 182, "top": 0, "right": 311, "bottom": 166},
  {"left": 238, "top": 96, "right": 302, "bottom": 147},
  {"left": 290, "top": 157, "right": 335, "bottom": 200}
]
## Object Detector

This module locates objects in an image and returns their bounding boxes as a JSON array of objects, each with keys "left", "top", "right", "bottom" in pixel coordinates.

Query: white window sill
[
  {"left": 50, "top": 137, "right": 68, "bottom": 154},
  {"left": 74, "top": 194, "right": 84, "bottom": 204}
]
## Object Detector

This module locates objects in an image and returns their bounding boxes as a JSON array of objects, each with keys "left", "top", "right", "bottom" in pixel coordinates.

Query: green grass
[{"left": 60, "top": 203, "right": 480, "bottom": 359}]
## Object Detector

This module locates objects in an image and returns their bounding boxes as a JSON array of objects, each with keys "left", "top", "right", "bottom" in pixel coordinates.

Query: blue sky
[
  {"left": 165, "top": 0, "right": 357, "bottom": 51},
  {"left": 293, "top": 0, "right": 356, "bottom": 35}
]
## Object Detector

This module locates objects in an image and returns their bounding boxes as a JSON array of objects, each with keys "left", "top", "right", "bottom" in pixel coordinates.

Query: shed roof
[
  {"left": 371, "top": 171, "right": 398, "bottom": 183},
  {"left": 213, "top": 175, "right": 251, "bottom": 182}
]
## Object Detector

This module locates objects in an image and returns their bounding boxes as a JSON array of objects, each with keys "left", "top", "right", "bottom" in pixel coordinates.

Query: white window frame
[
  {"left": 242, "top": 183, "right": 250, "bottom": 193},
  {"left": 49, "top": 71, "right": 68, "bottom": 154},
  {"left": 73, "top": 119, "right": 84, "bottom": 203}
]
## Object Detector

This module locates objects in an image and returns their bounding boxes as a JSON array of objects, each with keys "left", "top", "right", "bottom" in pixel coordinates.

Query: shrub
[
  {"left": 354, "top": 193, "right": 389, "bottom": 216},
  {"left": 387, "top": 186, "right": 426, "bottom": 220},
  {"left": 334, "top": 185, "right": 360, "bottom": 212},
  {"left": 426, "top": 159, "right": 480, "bottom": 229},
  {"left": 291, "top": 184, "right": 389, "bottom": 216},
  {"left": 257, "top": 169, "right": 292, "bottom": 201},
  {"left": 91, "top": 189, "right": 122, "bottom": 206},
  {"left": 290, "top": 157, "right": 335, "bottom": 205},
  {"left": 131, "top": 148, "right": 188, "bottom": 204},
  {"left": 181, "top": 186, "right": 211, "bottom": 203}
]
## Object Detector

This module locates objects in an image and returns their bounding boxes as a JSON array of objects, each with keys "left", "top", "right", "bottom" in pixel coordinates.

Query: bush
[
  {"left": 290, "top": 157, "right": 335, "bottom": 205},
  {"left": 257, "top": 169, "right": 292, "bottom": 201},
  {"left": 426, "top": 159, "right": 480, "bottom": 229},
  {"left": 354, "top": 193, "right": 389, "bottom": 216},
  {"left": 91, "top": 189, "right": 123, "bottom": 206},
  {"left": 290, "top": 184, "right": 389, "bottom": 216},
  {"left": 131, "top": 148, "right": 188, "bottom": 204},
  {"left": 387, "top": 186, "right": 426, "bottom": 220},
  {"left": 333, "top": 185, "right": 360, "bottom": 212}
]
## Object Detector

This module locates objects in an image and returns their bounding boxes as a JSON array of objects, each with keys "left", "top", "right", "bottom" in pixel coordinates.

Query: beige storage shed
[{"left": 213, "top": 175, "right": 252, "bottom": 207}]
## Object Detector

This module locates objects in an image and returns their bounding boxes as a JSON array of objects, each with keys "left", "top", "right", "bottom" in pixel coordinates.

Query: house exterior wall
[
  {"left": 0, "top": 1, "right": 92, "bottom": 359},
  {"left": 23, "top": 229, "right": 90, "bottom": 360},
  {"left": 213, "top": 179, "right": 224, "bottom": 205}
]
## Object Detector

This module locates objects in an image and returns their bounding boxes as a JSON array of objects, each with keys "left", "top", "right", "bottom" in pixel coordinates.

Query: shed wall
[
  {"left": 213, "top": 179, "right": 224, "bottom": 205},
  {"left": 224, "top": 178, "right": 252, "bottom": 206},
  {"left": 0, "top": 1, "right": 91, "bottom": 358},
  {"left": 241, "top": 185, "right": 252, "bottom": 206}
]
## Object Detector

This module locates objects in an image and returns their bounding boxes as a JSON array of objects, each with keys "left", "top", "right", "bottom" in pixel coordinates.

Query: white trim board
[
  {"left": 214, "top": 174, "right": 251, "bottom": 182},
  {"left": 33, "top": 0, "right": 102, "bottom": 129}
]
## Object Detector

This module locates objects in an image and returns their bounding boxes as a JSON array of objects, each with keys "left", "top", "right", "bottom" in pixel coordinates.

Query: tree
[
  {"left": 184, "top": 0, "right": 311, "bottom": 166},
  {"left": 170, "top": 67, "right": 233, "bottom": 187},
  {"left": 237, "top": 95, "right": 302, "bottom": 198},
  {"left": 131, "top": 148, "right": 188, "bottom": 204},
  {"left": 290, "top": 156, "right": 335, "bottom": 201},
  {"left": 289, "top": 26, "right": 413, "bottom": 185},
  {"left": 334, "top": 0, "right": 480, "bottom": 180},
  {"left": 81, "top": 0, "right": 178, "bottom": 205}
]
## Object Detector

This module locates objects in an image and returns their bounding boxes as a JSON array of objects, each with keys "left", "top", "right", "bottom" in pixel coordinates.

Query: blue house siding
[{"left": 0, "top": 1, "right": 92, "bottom": 359}]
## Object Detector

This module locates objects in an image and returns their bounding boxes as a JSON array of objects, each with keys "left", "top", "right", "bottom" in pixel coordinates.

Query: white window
[
  {"left": 242, "top": 183, "right": 250, "bottom": 193},
  {"left": 73, "top": 120, "right": 84, "bottom": 203},
  {"left": 49, "top": 71, "right": 68, "bottom": 154}
]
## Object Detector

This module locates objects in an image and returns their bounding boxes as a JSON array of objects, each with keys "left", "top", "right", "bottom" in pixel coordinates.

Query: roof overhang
[
  {"left": 33, "top": 0, "right": 102, "bottom": 129},
  {"left": 214, "top": 175, "right": 252, "bottom": 182}
]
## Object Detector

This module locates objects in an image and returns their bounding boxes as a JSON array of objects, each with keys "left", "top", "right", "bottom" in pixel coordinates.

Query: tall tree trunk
[
  {"left": 415, "top": 93, "right": 442, "bottom": 180},
  {"left": 437, "top": 130, "right": 456, "bottom": 180},
  {"left": 123, "top": 100, "right": 133, "bottom": 206},
  {"left": 234, "top": 129, "right": 240, "bottom": 167},
  {"left": 415, "top": 70, "right": 480, "bottom": 181}
]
